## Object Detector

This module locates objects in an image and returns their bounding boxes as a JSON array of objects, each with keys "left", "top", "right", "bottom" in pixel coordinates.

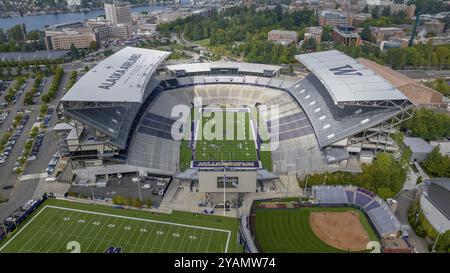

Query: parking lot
[
  {"left": 68, "top": 175, "right": 172, "bottom": 206},
  {"left": 0, "top": 71, "right": 70, "bottom": 200}
]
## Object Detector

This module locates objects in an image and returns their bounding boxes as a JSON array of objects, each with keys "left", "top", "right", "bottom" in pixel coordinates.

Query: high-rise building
[{"left": 104, "top": 1, "right": 132, "bottom": 26}]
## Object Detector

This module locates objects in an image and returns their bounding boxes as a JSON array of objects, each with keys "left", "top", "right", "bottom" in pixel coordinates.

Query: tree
[
  {"left": 112, "top": 195, "right": 125, "bottom": 205},
  {"left": 301, "top": 38, "right": 316, "bottom": 51},
  {"left": 70, "top": 43, "right": 80, "bottom": 59},
  {"left": 371, "top": 6, "right": 380, "bottom": 19},
  {"left": 422, "top": 146, "right": 450, "bottom": 178},
  {"left": 132, "top": 198, "right": 142, "bottom": 208},
  {"left": 146, "top": 199, "right": 152, "bottom": 208},
  {"left": 382, "top": 6, "right": 391, "bottom": 16},
  {"left": 361, "top": 25, "right": 375, "bottom": 43},
  {"left": 362, "top": 5, "right": 369, "bottom": 13},
  {"left": 89, "top": 41, "right": 97, "bottom": 51},
  {"left": 406, "top": 108, "right": 450, "bottom": 140}
]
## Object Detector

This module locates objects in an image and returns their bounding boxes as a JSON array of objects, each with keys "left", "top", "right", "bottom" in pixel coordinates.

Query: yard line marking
[
  {"left": 157, "top": 224, "right": 173, "bottom": 253},
  {"left": 27, "top": 209, "right": 76, "bottom": 252},
  {"left": 16, "top": 208, "right": 61, "bottom": 252},
  {"left": 44, "top": 205, "right": 231, "bottom": 234}
]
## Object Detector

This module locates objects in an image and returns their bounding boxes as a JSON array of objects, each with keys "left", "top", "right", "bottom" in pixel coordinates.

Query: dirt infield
[{"left": 309, "top": 211, "right": 370, "bottom": 251}]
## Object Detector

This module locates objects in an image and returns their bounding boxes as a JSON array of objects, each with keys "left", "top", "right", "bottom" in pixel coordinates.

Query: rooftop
[
  {"left": 403, "top": 137, "right": 433, "bottom": 154},
  {"left": 62, "top": 47, "right": 170, "bottom": 103},
  {"left": 166, "top": 62, "right": 282, "bottom": 75},
  {"left": 296, "top": 50, "right": 409, "bottom": 105}
]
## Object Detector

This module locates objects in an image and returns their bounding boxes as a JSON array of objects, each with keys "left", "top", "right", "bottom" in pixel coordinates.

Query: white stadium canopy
[
  {"left": 296, "top": 50, "right": 408, "bottom": 105},
  {"left": 62, "top": 47, "right": 170, "bottom": 103},
  {"left": 166, "top": 62, "right": 282, "bottom": 75}
]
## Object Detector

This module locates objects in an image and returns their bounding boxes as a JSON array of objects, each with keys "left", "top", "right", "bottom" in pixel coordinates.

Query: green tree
[
  {"left": 70, "top": 43, "right": 80, "bottom": 59},
  {"left": 433, "top": 230, "right": 450, "bottom": 253},
  {"left": 361, "top": 25, "right": 375, "bottom": 43},
  {"left": 422, "top": 146, "right": 450, "bottom": 178},
  {"left": 382, "top": 6, "right": 391, "bottom": 16},
  {"left": 132, "top": 198, "right": 142, "bottom": 208}
]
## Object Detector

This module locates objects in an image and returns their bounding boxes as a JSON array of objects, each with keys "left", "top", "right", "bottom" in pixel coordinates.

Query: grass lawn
[
  {"left": 0, "top": 199, "right": 242, "bottom": 253},
  {"left": 195, "top": 39, "right": 210, "bottom": 47},
  {"left": 179, "top": 139, "right": 192, "bottom": 171},
  {"left": 255, "top": 207, "right": 378, "bottom": 253}
]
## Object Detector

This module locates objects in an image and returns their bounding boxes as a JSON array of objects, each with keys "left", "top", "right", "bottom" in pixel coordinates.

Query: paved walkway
[{"left": 395, "top": 189, "right": 430, "bottom": 253}]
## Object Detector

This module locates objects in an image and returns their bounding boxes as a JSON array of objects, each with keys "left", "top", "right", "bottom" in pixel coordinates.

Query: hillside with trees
[{"left": 157, "top": 5, "right": 316, "bottom": 64}]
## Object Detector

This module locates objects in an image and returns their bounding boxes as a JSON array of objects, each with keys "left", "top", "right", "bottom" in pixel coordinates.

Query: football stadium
[{"left": 33, "top": 46, "right": 416, "bottom": 253}]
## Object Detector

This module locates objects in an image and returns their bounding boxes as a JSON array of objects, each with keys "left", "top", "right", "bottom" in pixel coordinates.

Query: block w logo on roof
[{"left": 329, "top": 65, "right": 363, "bottom": 76}]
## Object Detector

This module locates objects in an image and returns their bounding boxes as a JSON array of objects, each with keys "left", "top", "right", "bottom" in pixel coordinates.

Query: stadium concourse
[{"left": 55, "top": 47, "right": 414, "bottom": 207}]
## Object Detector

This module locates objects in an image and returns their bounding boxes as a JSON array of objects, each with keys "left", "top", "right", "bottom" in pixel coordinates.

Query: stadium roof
[
  {"left": 62, "top": 47, "right": 170, "bottom": 103},
  {"left": 166, "top": 62, "right": 281, "bottom": 75},
  {"left": 296, "top": 50, "right": 408, "bottom": 105}
]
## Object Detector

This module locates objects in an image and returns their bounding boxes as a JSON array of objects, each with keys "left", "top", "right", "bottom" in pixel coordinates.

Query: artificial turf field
[
  {"left": 0, "top": 199, "right": 241, "bottom": 253},
  {"left": 194, "top": 109, "right": 258, "bottom": 162},
  {"left": 255, "top": 207, "right": 379, "bottom": 253}
]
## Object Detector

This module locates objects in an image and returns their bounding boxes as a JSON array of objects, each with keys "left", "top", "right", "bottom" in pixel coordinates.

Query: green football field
[
  {"left": 255, "top": 207, "right": 379, "bottom": 253},
  {"left": 0, "top": 199, "right": 241, "bottom": 253},
  {"left": 194, "top": 109, "right": 258, "bottom": 161}
]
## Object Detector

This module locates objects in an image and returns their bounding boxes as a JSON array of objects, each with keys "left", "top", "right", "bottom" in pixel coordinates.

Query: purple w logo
[{"left": 329, "top": 65, "right": 363, "bottom": 76}]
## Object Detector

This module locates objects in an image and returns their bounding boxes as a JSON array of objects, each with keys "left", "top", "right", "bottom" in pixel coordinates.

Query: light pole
[
  {"left": 431, "top": 226, "right": 443, "bottom": 253},
  {"left": 304, "top": 169, "right": 309, "bottom": 198},
  {"left": 90, "top": 184, "right": 95, "bottom": 204},
  {"left": 285, "top": 164, "right": 296, "bottom": 197}
]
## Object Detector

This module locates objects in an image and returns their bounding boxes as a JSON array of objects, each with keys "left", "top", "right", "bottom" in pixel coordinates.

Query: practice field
[
  {"left": 0, "top": 200, "right": 240, "bottom": 253},
  {"left": 194, "top": 109, "right": 258, "bottom": 162},
  {"left": 255, "top": 207, "right": 378, "bottom": 253}
]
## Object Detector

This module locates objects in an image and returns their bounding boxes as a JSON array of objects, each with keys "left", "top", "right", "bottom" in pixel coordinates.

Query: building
[
  {"left": 86, "top": 19, "right": 131, "bottom": 40},
  {"left": 45, "top": 27, "right": 100, "bottom": 50},
  {"left": 430, "top": 141, "right": 450, "bottom": 157},
  {"left": 318, "top": 10, "right": 350, "bottom": 27},
  {"left": 381, "top": 237, "right": 414, "bottom": 253},
  {"left": 67, "top": 0, "right": 81, "bottom": 6},
  {"left": 243, "top": 0, "right": 253, "bottom": 7},
  {"left": 424, "top": 20, "right": 445, "bottom": 34},
  {"left": 402, "top": 137, "right": 433, "bottom": 163},
  {"left": 358, "top": 58, "right": 448, "bottom": 109},
  {"left": 304, "top": 26, "right": 323, "bottom": 44},
  {"left": 420, "top": 178, "right": 450, "bottom": 234},
  {"left": 105, "top": 1, "right": 132, "bottom": 26},
  {"left": 351, "top": 13, "right": 372, "bottom": 26},
  {"left": 370, "top": 27, "right": 404, "bottom": 41},
  {"left": 268, "top": 30, "right": 298, "bottom": 45},
  {"left": 332, "top": 25, "right": 361, "bottom": 46}
]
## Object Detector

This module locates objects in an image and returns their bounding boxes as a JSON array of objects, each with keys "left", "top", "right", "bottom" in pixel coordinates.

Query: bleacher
[
  {"left": 313, "top": 185, "right": 400, "bottom": 237},
  {"left": 315, "top": 186, "right": 348, "bottom": 204},
  {"left": 355, "top": 192, "right": 372, "bottom": 208},
  {"left": 268, "top": 112, "right": 314, "bottom": 141}
]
